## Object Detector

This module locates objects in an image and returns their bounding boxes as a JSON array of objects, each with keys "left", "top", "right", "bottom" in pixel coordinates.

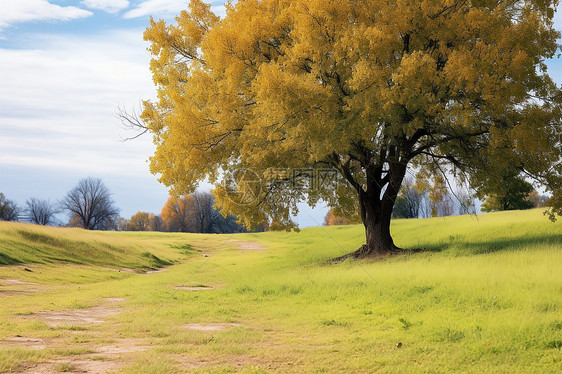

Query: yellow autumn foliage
[{"left": 140, "top": 0, "right": 561, "bottom": 250}]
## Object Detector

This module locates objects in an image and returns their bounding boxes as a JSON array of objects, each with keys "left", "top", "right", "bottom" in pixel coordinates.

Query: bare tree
[
  {"left": 192, "top": 192, "right": 246, "bottom": 233},
  {"left": 437, "top": 192, "right": 455, "bottom": 217},
  {"left": 457, "top": 188, "right": 476, "bottom": 215},
  {"left": 25, "top": 198, "right": 59, "bottom": 225},
  {"left": 393, "top": 178, "right": 424, "bottom": 219},
  {"left": 191, "top": 192, "right": 214, "bottom": 233},
  {"left": 0, "top": 193, "right": 19, "bottom": 221},
  {"left": 60, "top": 177, "right": 120, "bottom": 230},
  {"left": 161, "top": 192, "right": 246, "bottom": 233},
  {"left": 149, "top": 214, "right": 164, "bottom": 231}
]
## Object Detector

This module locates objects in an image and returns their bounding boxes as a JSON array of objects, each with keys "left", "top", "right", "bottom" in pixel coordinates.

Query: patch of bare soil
[
  {"left": 22, "top": 298, "right": 123, "bottom": 327},
  {"left": 170, "top": 353, "right": 258, "bottom": 371},
  {"left": 11, "top": 336, "right": 153, "bottom": 373},
  {"left": 108, "top": 267, "right": 136, "bottom": 273},
  {"left": 174, "top": 285, "right": 216, "bottom": 291},
  {"left": 0, "top": 290, "right": 37, "bottom": 296},
  {"left": 181, "top": 323, "right": 242, "bottom": 331},
  {"left": 103, "top": 297, "right": 125, "bottom": 303},
  {"left": 94, "top": 338, "right": 154, "bottom": 356},
  {"left": 1, "top": 279, "right": 40, "bottom": 286},
  {"left": 1, "top": 337, "right": 47, "bottom": 350},
  {"left": 170, "top": 351, "right": 296, "bottom": 372},
  {"left": 16, "top": 358, "right": 122, "bottom": 374},
  {"left": 144, "top": 268, "right": 168, "bottom": 274},
  {"left": 28, "top": 306, "right": 119, "bottom": 327},
  {"left": 226, "top": 239, "right": 268, "bottom": 251},
  {"left": 0, "top": 278, "right": 46, "bottom": 296}
]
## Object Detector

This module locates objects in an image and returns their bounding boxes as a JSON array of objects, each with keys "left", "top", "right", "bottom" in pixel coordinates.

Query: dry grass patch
[{"left": 181, "top": 323, "right": 242, "bottom": 331}]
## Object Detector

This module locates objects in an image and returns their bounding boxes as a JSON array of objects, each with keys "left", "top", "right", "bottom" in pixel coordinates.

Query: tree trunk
[
  {"left": 328, "top": 191, "right": 399, "bottom": 262},
  {"left": 327, "top": 154, "right": 407, "bottom": 263},
  {"left": 363, "top": 202, "right": 397, "bottom": 255}
]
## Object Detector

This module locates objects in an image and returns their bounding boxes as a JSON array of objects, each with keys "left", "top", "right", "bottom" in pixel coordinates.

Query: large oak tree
[{"left": 138, "top": 0, "right": 562, "bottom": 258}]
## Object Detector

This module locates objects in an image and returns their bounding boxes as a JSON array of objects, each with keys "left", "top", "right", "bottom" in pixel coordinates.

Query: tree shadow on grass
[
  {"left": 404, "top": 233, "right": 562, "bottom": 256},
  {"left": 324, "top": 230, "right": 560, "bottom": 264}
]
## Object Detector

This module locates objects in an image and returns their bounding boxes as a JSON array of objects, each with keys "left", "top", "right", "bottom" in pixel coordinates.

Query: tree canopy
[
  {"left": 0, "top": 193, "right": 19, "bottom": 222},
  {"left": 139, "top": 0, "right": 562, "bottom": 257},
  {"left": 479, "top": 167, "right": 535, "bottom": 212},
  {"left": 128, "top": 211, "right": 152, "bottom": 231}
]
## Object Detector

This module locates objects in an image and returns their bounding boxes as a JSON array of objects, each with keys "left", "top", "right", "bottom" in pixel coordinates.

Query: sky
[
  {"left": 1, "top": 1, "right": 561, "bottom": 227},
  {"left": 0, "top": 0, "right": 330, "bottom": 227}
]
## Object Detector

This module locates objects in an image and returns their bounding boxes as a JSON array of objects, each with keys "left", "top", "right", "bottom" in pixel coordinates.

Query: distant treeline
[
  {"left": 323, "top": 174, "right": 549, "bottom": 225},
  {"left": 120, "top": 191, "right": 267, "bottom": 234},
  {"left": 0, "top": 177, "right": 266, "bottom": 234}
]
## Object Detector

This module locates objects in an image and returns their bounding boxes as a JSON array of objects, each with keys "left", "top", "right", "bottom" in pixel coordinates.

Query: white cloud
[
  {"left": 0, "top": 29, "right": 156, "bottom": 178},
  {"left": 124, "top": 0, "right": 226, "bottom": 19},
  {"left": 81, "top": 0, "right": 130, "bottom": 14},
  {"left": 0, "top": 29, "right": 174, "bottom": 216},
  {"left": 0, "top": 0, "right": 92, "bottom": 30},
  {"left": 123, "top": 0, "right": 185, "bottom": 19}
]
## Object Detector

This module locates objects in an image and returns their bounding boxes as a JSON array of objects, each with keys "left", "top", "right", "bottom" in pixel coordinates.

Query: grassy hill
[
  {"left": 0, "top": 221, "right": 199, "bottom": 269},
  {"left": 0, "top": 209, "right": 560, "bottom": 373}
]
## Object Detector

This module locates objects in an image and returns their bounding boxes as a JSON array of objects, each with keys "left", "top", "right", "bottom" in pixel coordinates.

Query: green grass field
[{"left": 0, "top": 209, "right": 560, "bottom": 373}]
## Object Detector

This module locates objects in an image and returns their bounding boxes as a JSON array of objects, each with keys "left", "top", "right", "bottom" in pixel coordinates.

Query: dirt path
[
  {"left": 14, "top": 337, "right": 155, "bottom": 373},
  {"left": 226, "top": 239, "right": 268, "bottom": 251},
  {"left": 3, "top": 297, "right": 158, "bottom": 373},
  {"left": 2, "top": 289, "right": 249, "bottom": 373},
  {"left": 18, "top": 298, "right": 123, "bottom": 327},
  {"left": 0, "top": 269, "right": 258, "bottom": 373}
]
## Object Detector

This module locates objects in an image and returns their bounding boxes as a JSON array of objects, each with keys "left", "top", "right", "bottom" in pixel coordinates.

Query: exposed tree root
[{"left": 326, "top": 244, "right": 404, "bottom": 263}]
